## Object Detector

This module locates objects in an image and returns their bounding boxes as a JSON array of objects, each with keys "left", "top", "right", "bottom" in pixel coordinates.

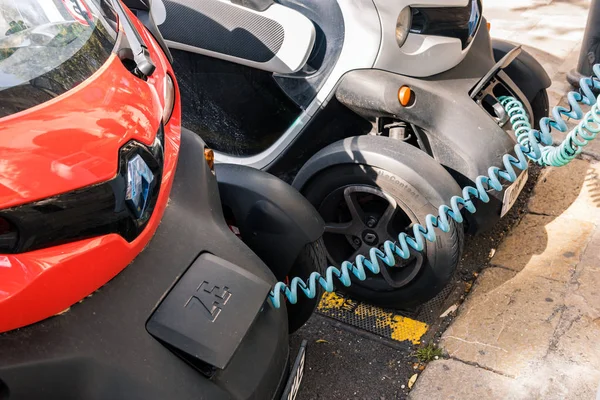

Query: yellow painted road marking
[{"left": 318, "top": 292, "right": 429, "bottom": 345}]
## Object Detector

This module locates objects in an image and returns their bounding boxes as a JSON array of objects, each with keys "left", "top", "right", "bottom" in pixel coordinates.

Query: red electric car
[{"left": 0, "top": 1, "right": 323, "bottom": 399}]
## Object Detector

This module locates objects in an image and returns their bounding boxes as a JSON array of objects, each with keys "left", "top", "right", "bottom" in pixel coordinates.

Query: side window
[{"left": 273, "top": 0, "right": 345, "bottom": 109}]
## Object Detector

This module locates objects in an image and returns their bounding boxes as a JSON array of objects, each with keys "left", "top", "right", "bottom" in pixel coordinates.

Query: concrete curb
[{"left": 410, "top": 1, "right": 598, "bottom": 399}]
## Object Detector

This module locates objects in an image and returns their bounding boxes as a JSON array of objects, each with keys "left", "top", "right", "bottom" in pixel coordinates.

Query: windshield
[{"left": 0, "top": 0, "right": 117, "bottom": 118}]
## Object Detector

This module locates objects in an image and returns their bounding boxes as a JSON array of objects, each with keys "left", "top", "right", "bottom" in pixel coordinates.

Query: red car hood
[{"left": 0, "top": 54, "right": 165, "bottom": 209}]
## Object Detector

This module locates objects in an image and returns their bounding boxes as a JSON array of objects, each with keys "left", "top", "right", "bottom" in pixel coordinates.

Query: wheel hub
[
  {"left": 362, "top": 230, "right": 378, "bottom": 245},
  {"left": 320, "top": 184, "right": 426, "bottom": 291}
]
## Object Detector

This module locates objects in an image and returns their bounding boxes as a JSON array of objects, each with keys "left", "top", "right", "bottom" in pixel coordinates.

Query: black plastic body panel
[
  {"left": 123, "top": 0, "right": 150, "bottom": 10},
  {"left": 147, "top": 253, "right": 271, "bottom": 370},
  {"left": 333, "top": 20, "right": 528, "bottom": 233},
  {"left": 0, "top": 129, "right": 289, "bottom": 400},
  {"left": 215, "top": 163, "right": 324, "bottom": 280},
  {"left": 128, "top": 5, "right": 174, "bottom": 63},
  {"left": 492, "top": 39, "right": 552, "bottom": 101}
]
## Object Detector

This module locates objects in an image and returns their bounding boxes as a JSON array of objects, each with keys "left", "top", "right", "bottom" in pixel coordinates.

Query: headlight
[
  {"left": 395, "top": 7, "right": 412, "bottom": 48},
  {"left": 162, "top": 74, "right": 175, "bottom": 125},
  {"left": 409, "top": 0, "right": 482, "bottom": 50}
]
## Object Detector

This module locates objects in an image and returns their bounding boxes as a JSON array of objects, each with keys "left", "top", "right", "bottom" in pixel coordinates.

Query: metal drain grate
[
  {"left": 316, "top": 283, "right": 455, "bottom": 344},
  {"left": 317, "top": 292, "right": 428, "bottom": 344},
  {"left": 415, "top": 283, "right": 455, "bottom": 325}
]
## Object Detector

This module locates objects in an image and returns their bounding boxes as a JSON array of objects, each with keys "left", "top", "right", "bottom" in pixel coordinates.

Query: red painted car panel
[
  {"left": 0, "top": 55, "right": 168, "bottom": 209},
  {"left": 0, "top": 6, "right": 182, "bottom": 333}
]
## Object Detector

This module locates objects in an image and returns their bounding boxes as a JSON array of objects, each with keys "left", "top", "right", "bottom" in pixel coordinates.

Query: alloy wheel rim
[{"left": 319, "top": 184, "right": 425, "bottom": 291}]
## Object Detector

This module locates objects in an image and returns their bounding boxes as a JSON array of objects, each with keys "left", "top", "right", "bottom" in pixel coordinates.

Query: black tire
[
  {"left": 286, "top": 238, "right": 327, "bottom": 333},
  {"left": 301, "top": 164, "right": 463, "bottom": 309},
  {"left": 530, "top": 89, "right": 550, "bottom": 129}
]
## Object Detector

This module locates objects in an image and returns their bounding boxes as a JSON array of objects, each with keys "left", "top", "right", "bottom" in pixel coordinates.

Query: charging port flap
[{"left": 146, "top": 253, "right": 271, "bottom": 370}]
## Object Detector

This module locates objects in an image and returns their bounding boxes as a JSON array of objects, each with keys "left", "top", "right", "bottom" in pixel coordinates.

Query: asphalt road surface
[{"left": 290, "top": 315, "right": 416, "bottom": 400}]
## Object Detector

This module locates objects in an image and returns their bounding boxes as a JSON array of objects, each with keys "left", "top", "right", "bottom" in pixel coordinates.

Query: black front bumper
[
  {"left": 0, "top": 129, "right": 289, "bottom": 400},
  {"left": 335, "top": 19, "right": 531, "bottom": 233}
]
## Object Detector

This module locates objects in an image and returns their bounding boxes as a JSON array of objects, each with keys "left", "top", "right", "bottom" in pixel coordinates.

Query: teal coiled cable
[{"left": 269, "top": 64, "right": 600, "bottom": 309}]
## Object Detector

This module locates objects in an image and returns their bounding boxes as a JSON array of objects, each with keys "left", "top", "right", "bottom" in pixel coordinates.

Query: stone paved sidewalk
[
  {"left": 410, "top": 1, "right": 600, "bottom": 399},
  {"left": 411, "top": 160, "right": 600, "bottom": 399}
]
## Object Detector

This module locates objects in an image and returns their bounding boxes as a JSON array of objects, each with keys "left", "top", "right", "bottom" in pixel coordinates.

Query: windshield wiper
[{"left": 110, "top": 0, "right": 155, "bottom": 78}]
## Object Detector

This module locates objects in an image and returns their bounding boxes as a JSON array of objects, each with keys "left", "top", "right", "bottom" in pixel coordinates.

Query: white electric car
[{"left": 135, "top": 0, "right": 551, "bottom": 308}]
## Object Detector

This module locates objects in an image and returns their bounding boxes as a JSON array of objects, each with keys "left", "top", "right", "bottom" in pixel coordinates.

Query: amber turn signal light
[
  {"left": 398, "top": 86, "right": 413, "bottom": 107},
  {"left": 204, "top": 147, "right": 215, "bottom": 172}
]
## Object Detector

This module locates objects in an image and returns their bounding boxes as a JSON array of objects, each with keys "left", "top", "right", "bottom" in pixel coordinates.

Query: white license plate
[
  {"left": 501, "top": 170, "right": 528, "bottom": 217},
  {"left": 281, "top": 340, "right": 307, "bottom": 400}
]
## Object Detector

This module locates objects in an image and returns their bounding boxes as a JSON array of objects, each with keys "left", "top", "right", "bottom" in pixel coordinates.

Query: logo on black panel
[
  {"left": 125, "top": 154, "right": 155, "bottom": 219},
  {"left": 184, "top": 281, "right": 232, "bottom": 322}
]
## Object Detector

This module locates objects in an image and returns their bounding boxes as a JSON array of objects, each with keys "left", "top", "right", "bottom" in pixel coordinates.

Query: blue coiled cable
[{"left": 269, "top": 64, "right": 600, "bottom": 309}]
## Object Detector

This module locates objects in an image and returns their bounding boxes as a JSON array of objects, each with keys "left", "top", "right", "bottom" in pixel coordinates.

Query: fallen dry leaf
[
  {"left": 408, "top": 373, "right": 418, "bottom": 389},
  {"left": 439, "top": 304, "right": 458, "bottom": 318},
  {"left": 464, "top": 281, "right": 473, "bottom": 293}
]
